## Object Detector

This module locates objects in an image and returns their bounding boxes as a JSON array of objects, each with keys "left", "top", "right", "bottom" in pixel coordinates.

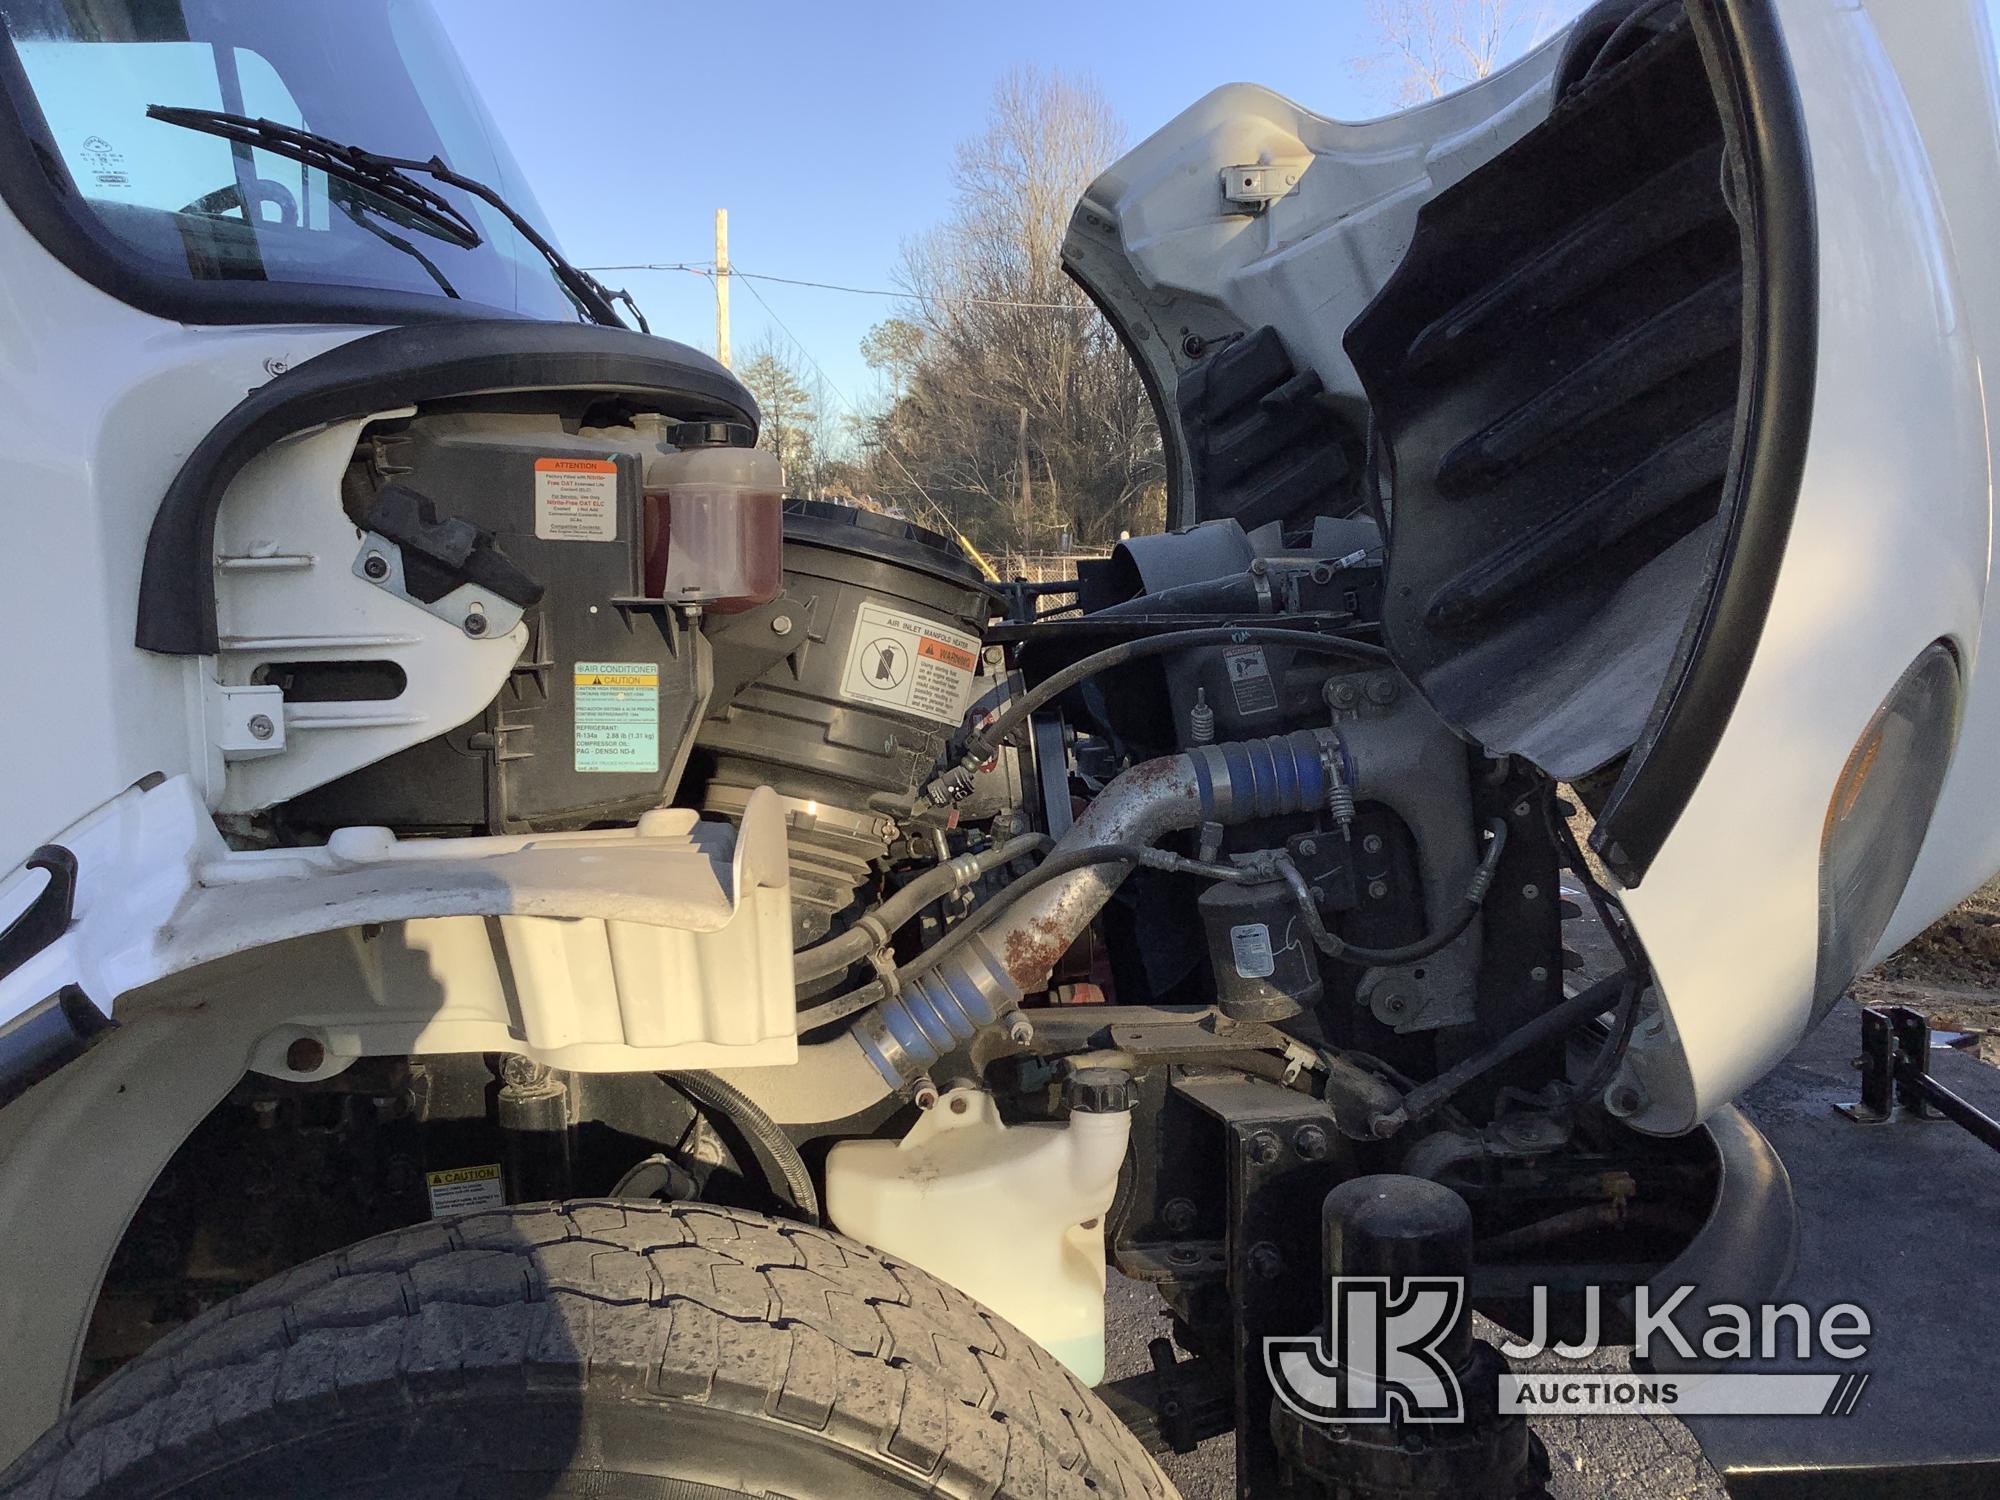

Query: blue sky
[{"left": 432, "top": 1, "right": 1542, "bottom": 423}]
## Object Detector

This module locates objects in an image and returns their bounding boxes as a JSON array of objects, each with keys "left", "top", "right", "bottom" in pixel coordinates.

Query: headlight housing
[{"left": 1812, "top": 642, "right": 1962, "bottom": 1024}]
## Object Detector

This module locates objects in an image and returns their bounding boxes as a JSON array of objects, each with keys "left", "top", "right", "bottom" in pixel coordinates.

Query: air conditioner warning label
[
  {"left": 574, "top": 663, "right": 659, "bottom": 773},
  {"left": 534, "top": 456, "right": 618, "bottom": 541},
  {"left": 839, "top": 601, "right": 982, "bottom": 727},
  {"left": 426, "top": 1163, "right": 504, "bottom": 1217}
]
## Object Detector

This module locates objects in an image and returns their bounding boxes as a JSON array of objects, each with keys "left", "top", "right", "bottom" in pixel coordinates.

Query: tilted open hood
[{"left": 1066, "top": 0, "right": 2000, "bottom": 1134}]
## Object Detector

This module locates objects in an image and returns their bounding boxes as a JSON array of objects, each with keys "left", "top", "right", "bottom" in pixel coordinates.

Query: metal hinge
[{"left": 1221, "top": 161, "right": 1307, "bottom": 212}]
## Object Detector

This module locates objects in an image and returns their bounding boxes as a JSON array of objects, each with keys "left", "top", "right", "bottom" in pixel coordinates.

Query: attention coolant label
[
  {"left": 574, "top": 662, "right": 659, "bottom": 773},
  {"left": 534, "top": 456, "right": 618, "bottom": 541},
  {"left": 838, "top": 601, "right": 982, "bottom": 726}
]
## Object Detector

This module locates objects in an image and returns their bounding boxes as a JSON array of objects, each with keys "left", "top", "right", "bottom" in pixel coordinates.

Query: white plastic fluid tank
[{"left": 825, "top": 1069, "right": 1134, "bottom": 1384}]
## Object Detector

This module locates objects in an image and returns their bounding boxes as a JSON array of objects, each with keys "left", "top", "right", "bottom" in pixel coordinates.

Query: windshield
[{"left": 0, "top": 0, "right": 582, "bottom": 323}]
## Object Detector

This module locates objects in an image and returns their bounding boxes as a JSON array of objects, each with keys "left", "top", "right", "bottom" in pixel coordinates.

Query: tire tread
[{"left": 2, "top": 1202, "right": 1171, "bottom": 1500}]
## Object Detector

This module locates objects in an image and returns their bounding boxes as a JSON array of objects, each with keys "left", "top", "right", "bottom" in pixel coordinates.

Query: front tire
[{"left": 0, "top": 1201, "right": 1173, "bottom": 1499}]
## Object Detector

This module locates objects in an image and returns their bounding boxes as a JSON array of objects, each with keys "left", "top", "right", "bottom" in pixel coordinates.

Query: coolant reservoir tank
[
  {"left": 642, "top": 420, "right": 783, "bottom": 611},
  {"left": 825, "top": 1070, "right": 1134, "bottom": 1384}
]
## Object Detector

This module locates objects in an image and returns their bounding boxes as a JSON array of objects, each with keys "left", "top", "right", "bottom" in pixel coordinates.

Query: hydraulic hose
[
  {"left": 1369, "top": 969, "right": 1635, "bottom": 1138},
  {"left": 935, "top": 626, "right": 1387, "bottom": 796},
  {"left": 1274, "top": 818, "right": 1508, "bottom": 967},
  {"left": 666, "top": 1069, "right": 821, "bottom": 1224},
  {"left": 792, "top": 831, "right": 1050, "bottom": 984},
  {"left": 1567, "top": 971, "right": 1648, "bottom": 1105}
]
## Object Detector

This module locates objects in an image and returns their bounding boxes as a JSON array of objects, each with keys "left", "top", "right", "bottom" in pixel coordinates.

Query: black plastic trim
[
  {"left": 0, "top": 984, "right": 114, "bottom": 1109},
  {"left": 1592, "top": 0, "right": 1818, "bottom": 884},
  {"left": 136, "top": 320, "right": 758, "bottom": 656},
  {"left": 0, "top": 846, "right": 78, "bottom": 986},
  {"left": 1630, "top": 1103, "right": 1798, "bottom": 1375}
]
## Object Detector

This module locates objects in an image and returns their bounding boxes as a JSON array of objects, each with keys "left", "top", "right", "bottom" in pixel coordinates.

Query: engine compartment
[{"left": 62, "top": 1, "right": 1757, "bottom": 1461}]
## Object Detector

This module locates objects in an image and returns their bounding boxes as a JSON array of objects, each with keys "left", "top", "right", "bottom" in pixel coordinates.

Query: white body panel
[
  {"left": 0, "top": 194, "right": 368, "bottom": 876},
  {"left": 1616, "top": 0, "right": 1999, "bottom": 1129}
]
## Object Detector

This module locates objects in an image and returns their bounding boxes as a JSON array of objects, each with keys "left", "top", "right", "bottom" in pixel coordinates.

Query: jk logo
[{"left": 1265, "top": 1277, "right": 1467, "bottom": 1424}]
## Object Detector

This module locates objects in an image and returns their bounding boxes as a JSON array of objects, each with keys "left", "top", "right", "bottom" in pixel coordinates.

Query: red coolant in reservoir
[{"left": 642, "top": 420, "right": 784, "bottom": 611}]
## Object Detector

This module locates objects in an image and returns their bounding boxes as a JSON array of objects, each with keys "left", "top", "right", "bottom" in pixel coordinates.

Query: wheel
[{"left": 0, "top": 1201, "right": 1174, "bottom": 1499}]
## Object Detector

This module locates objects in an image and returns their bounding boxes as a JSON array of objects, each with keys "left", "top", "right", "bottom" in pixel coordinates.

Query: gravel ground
[
  {"left": 1102, "top": 1277, "right": 1727, "bottom": 1499},
  {"left": 1098, "top": 880, "right": 2000, "bottom": 1498}
]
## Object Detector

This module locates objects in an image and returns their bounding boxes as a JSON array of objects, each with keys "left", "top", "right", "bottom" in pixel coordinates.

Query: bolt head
[
  {"left": 1362, "top": 834, "right": 1384, "bottom": 854},
  {"left": 1297, "top": 838, "right": 1318, "bottom": 858},
  {"left": 1294, "top": 1124, "right": 1330, "bottom": 1161},
  {"left": 246, "top": 713, "right": 275, "bottom": 741},
  {"left": 1530, "top": 966, "right": 1549, "bottom": 983},
  {"left": 362, "top": 552, "right": 390, "bottom": 580},
  {"left": 770, "top": 614, "right": 794, "bottom": 636},
  {"left": 1329, "top": 681, "right": 1360, "bottom": 709},
  {"left": 262, "top": 356, "right": 289, "bottom": 377},
  {"left": 501, "top": 1054, "right": 550, "bottom": 1088},
  {"left": 1365, "top": 674, "right": 1400, "bottom": 705},
  {"left": 1248, "top": 1241, "right": 1284, "bottom": 1281},
  {"left": 1247, "top": 1130, "right": 1282, "bottom": 1165},
  {"left": 1367, "top": 879, "right": 1389, "bottom": 900},
  {"left": 1162, "top": 1197, "right": 1198, "bottom": 1233},
  {"left": 1522, "top": 883, "right": 1540, "bottom": 900},
  {"left": 463, "top": 611, "right": 488, "bottom": 637}
]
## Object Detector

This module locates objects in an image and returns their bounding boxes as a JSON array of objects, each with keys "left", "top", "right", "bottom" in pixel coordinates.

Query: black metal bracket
[
  {"left": 1095, "top": 1336, "right": 1233, "bottom": 1458},
  {"left": 1173, "top": 1071, "right": 1349, "bottom": 1498},
  {"left": 1839, "top": 1005, "right": 2000, "bottom": 1154}
]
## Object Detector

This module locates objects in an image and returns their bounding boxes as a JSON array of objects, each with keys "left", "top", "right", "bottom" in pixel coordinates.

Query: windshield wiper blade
[
  {"left": 148, "top": 106, "right": 480, "bottom": 249},
  {"left": 145, "top": 106, "right": 627, "bottom": 328}
]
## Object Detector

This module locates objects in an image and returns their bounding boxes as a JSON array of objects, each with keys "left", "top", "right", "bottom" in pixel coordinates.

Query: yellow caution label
[
  {"left": 425, "top": 1162, "right": 505, "bottom": 1218},
  {"left": 573, "top": 670, "right": 658, "bottom": 688},
  {"left": 426, "top": 1164, "right": 501, "bottom": 1188}
]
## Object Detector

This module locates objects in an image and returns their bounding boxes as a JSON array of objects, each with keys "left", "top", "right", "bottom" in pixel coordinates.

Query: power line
[
  {"left": 735, "top": 271, "right": 861, "bottom": 418},
  {"left": 577, "top": 260, "right": 1086, "bottom": 313},
  {"left": 734, "top": 273, "right": 999, "bottom": 582}
]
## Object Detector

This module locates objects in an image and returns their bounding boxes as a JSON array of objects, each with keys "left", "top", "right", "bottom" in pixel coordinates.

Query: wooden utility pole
[
  {"left": 714, "top": 208, "right": 732, "bottom": 370},
  {"left": 1016, "top": 405, "right": 1031, "bottom": 520}
]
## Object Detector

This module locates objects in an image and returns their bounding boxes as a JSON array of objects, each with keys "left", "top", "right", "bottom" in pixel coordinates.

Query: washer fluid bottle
[
  {"left": 824, "top": 1069, "right": 1134, "bottom": 1384},
  {"left": 642, "top": 420, "right": 783, "bottom": 611}
]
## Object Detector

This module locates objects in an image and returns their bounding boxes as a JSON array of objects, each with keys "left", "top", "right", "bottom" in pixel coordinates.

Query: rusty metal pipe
[{"left": 854, "top": 730, "right": 1346, "bottom": 1086}]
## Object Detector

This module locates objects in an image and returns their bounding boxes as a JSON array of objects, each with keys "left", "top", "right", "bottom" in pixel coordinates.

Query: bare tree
[
  {"left": 737, "top": 334, "right": 855, "bottom": 498},
  {"left": 1361, "top": 0, "right": 1580, "bottom": 106},
  {"left": 859, "top": 67, "right": 1164, "bottom": 552}
]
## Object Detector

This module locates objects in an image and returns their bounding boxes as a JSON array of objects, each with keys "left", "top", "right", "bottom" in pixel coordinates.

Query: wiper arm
[
  {"left": 146, "top": 106, "right": 627, "bottom": 328},
  {"left": 149, "top": 106, "right": 479, "bottom": 248}
]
